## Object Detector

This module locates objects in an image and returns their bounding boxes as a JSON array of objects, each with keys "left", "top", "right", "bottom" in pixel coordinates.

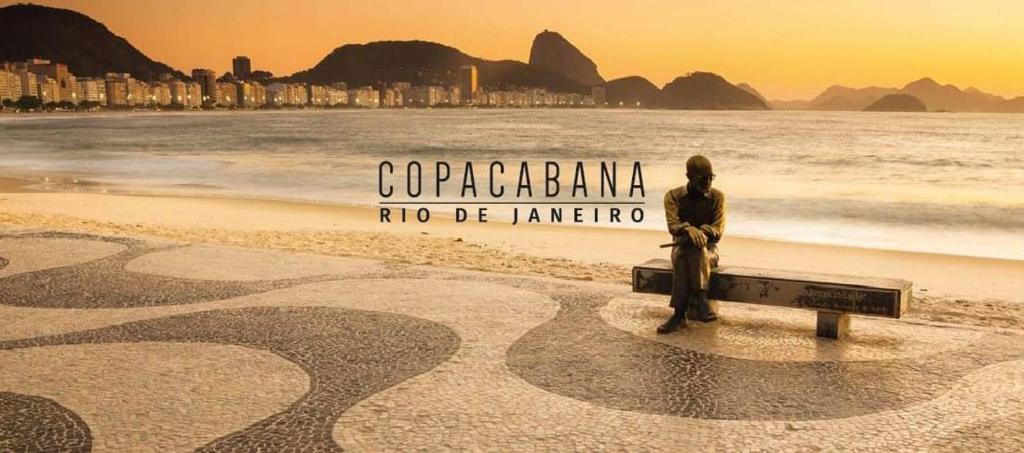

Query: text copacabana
[
  {"left": 377, "top": 160, "right": 647, "bottom": 225},
  {"left": 379, "top": 161, "right": 645, "bottom": 198}
]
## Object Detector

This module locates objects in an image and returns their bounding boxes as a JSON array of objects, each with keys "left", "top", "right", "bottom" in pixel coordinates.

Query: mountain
[
  {"left": 0, "top": 4, "right": 181, "bottom": 80},
  {"left": 784, "top": 78, "right": 1017, "bottom": 112},
  {"left": 528, "top": 30, "right": 603, "bottom": 87},
  {"left": 736, "top": 83, "right": 766, "bottom": 103},
  {"left": 291, "top": 40, "right": 589, "bottom": 93},
  {"left": 602, "top": 76, "right": 660, "bottom": 107},
  {"left": 808, "top": 85, "right": 898, "bottom": 110},
  {"left": 813, "top": 95, "right": 876, "bottom": 111},
  {"left": 659, "top": 72, "right": 769, "bottom": 110},
  {"left": 771, "top": 86, "right": 897, "bottom": 111},
  {"left": 863, "top": 93, "right": 927, "bottom": 112},
  {"left": 901, "top": 77, "right": 1003, "bottom": 112},
  {"left": 995, "top": 97, "right": 1024, "bottom": 113}
]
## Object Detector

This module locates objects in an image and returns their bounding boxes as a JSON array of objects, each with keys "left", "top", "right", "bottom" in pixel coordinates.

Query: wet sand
[{"left": 1, "top": 174, "right": 1021, "bottom": 329}]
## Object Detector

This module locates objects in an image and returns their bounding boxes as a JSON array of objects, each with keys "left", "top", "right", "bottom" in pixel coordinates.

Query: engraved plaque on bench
[{"left": 632, "top": 259, "right": 911, "bottom": 319}]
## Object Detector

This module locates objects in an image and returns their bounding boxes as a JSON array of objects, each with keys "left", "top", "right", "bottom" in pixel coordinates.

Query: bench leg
[{"left": 816, "top": 312, "right": 850, "bottom": 340}]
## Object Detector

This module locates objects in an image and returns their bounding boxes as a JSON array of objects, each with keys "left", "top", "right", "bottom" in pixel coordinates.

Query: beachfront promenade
[{"left": 1, "top": 229, "right": 1022, "bottom": 451}]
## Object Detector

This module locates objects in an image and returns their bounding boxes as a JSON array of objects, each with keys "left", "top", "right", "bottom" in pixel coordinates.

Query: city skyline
[
  {"left": 3, "top": 0, "right": 1023, "bottom": 100},
  {"left": 2, "top": 55, "right": 604, "bottom": 110}
]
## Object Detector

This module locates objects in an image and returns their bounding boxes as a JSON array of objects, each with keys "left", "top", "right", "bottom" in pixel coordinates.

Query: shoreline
[
  {"left": 6, "top": 170, "right": 1023, "bottom": 264},
  {"left": 2, "top": 173, "right": 1023, "bottom": 330}
]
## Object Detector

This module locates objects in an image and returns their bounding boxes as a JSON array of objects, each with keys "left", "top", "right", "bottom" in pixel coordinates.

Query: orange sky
[{"left": 7, "top": 0, "right": 1024, "bottom": 100}]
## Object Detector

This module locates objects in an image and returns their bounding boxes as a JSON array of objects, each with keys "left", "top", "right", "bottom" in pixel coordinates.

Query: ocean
[{"left": 1, "top": 109, "right": 1022, "bottom": 260}]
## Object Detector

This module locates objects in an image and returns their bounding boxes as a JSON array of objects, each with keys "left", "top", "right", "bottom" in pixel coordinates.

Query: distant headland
[{"left": 772, "top": 77, "right": 1023, "bottom": 113}]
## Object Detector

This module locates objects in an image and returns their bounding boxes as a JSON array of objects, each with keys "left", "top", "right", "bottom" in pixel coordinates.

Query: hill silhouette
[
  {"left": 660, "top": 72, "right": 769, "bottom": 110},
  {"left": 528, "top": 30, "right": 603, "bottom": 87},
  {"left": 901, "top": 77, "right": 1003, "bottom": 112},
  {"left": 736, "top": 83, "right": 767, "bottom": 103},
  {"left": 602, "top": 76, "right": 660, "bottom": 107},
  {"left": 863, "top": 93, "right": 927, "bottom": 112},
  {"left": 0, "top": 3, "right": 181, "bottom": 80},
  {"left": 809, "top": 86, "right": 898, "bottom": 110},
  {"left": 775, "top": 78, "right": 1017, "bottom": 113},
  {"left": 291, "top": 40, "right": 589, "bottom": 93},
  {"left": 995, "top": 97, "right": 1024, "bottom": 113}
]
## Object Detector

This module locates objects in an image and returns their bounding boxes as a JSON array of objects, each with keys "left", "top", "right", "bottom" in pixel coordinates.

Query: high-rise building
[
  {"left": 459, "top": 65, "right": 478, "bottom": 102},
  {"left": 232, "top": 56, "right": 252, "bottom": 80},
  {"left": 591, "top": 86, "right": 606, "bottom": 106},
  {"left": 347, "top": 86, "right": 379, "bottom": 108},
  {"left": 217, "top": 82, "right": 238, "bottom": 106},
  {"left": 251, "top": 83, "right": 267, "bottom": 107},
  {"left": 37, "top": 77, "right": 59, "bottom": 104},
  {"left": 168, "top": 80, "right": 187, "bottom": 105},
  {"left": 267, "top": 83, "right": 287, "bottom": 106},
  {"left": 191, "top": 69, "right": 218, "bottom": 103},
  {"left": 66, "top": 74, "right": 78, "bottom": 103},
  {"left": 18, "top": 71, "right": 38, "bottom": 98},
  {"left": 446, "top": 86, "right": 461, "bottom": 105},
  {"left": 267, "top": 83, "right": 308, "bottom": 106},
  {"left": 26, "top": 59, "right": 74, "bottom": 102},
  {"left": 379, "top": 88, "right": 398, "bottom": 107},
  {"left": 185, "top": 82, "right": 203, "bottom": 108},
  {"left": 76, "top": 78, "right": 106, "bottom": 105},
  {"left": 326, "top": 86, "right": 347, "bottom": 106},
  {"left": 236, "top": 81, "right": 266, "bottom": 108},
  {"left": 0, "top": 69, "right": 21, "bottom": 102},
  {"left": 149, "top": 82, "right": 172, "bottom": 105},
  {"left": 236, "top": 82, "right": 252, "bottom": 107},
  {"left": 308, "top": 85, "right": 327, "bottom": 106},
  {"left": 406, "top": 86, "right": 446, "bottom": 107},
  {"left": 292, "top": 84, "right": 309, "bottom": 105},
  {"left": 128, "top": 79, "right": 149, "bottom": 106},
  {"left": 104, "top": 73, "right": 131, "bottom": 107}
]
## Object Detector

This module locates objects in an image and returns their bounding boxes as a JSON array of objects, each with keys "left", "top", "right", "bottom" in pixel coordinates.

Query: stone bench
[{"left": 631, "top": 259, "right": 912, "bottom": 339}]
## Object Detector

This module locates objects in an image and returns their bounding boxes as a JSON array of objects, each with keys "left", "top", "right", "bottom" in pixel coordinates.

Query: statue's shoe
[{"left": 656, "top": 314, "right": 687, "bottom": 334}]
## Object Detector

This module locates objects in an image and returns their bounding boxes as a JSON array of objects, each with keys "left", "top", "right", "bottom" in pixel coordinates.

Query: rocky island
[{"left": 863, "top": 93, "right": 927, "bottom": 112}]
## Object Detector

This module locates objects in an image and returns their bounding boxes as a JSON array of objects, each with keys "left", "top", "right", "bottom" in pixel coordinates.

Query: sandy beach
[{"left": 1, "top": 173, "right": 1021, "bottom": 329}]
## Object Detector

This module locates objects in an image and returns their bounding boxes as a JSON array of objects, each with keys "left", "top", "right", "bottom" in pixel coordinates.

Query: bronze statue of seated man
[{"left": 657, "top": 154, "right": 726, "bottom": 334}]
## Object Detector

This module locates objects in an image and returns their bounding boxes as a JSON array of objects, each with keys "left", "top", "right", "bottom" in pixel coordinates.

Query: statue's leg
[
  {"left": 658, "top": 246, "right": 690, "bottom": 333},
  {"left": 668, "top": 245, "right": 692, "bottom": 309},
  {"left": 695, "top": 246, "right": 712, "bottom": 293},
  {"left": 686, "top": 246, "right": 719, "bottom": 322}
]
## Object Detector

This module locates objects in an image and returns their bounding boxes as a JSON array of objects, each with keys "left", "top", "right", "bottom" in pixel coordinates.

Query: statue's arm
[
  {"left": 699, "top": 194, "right": 727, "bottom": 242},
  {"left": 664, "top": 190, "right": 690, "bottom": 236}
]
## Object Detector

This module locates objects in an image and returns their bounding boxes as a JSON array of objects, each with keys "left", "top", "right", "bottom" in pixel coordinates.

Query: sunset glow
[{"left": 5, "top": 0, "right": 1024, "bottom": 100}]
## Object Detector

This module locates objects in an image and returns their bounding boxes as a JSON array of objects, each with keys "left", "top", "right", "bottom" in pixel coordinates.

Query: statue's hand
[{"left": 684, "top": 226, "right": 708, "bottom": 248}]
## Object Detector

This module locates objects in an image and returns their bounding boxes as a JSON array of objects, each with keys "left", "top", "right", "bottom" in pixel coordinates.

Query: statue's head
[{"left": 686, "top": 155, "right": 715, "bottom": 194}]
